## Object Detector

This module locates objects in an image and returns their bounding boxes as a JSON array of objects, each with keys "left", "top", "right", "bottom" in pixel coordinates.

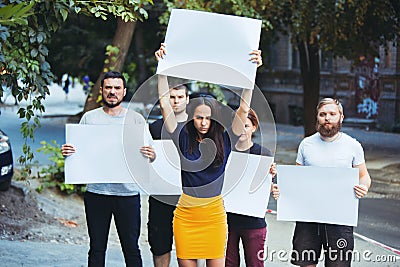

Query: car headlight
[{"left": 0, "top": 133, "right": 11, "bottom": 154}]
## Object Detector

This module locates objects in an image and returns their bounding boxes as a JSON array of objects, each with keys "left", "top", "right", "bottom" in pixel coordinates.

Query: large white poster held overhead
[
  {"left": 277, "top": 165, "right": 359, "bottom": 226},
  {"left": 156, "top": 9, "right": 262, "bottom": 89}
]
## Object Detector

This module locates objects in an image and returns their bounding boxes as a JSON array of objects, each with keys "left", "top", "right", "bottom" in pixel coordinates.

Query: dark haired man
[
  {"left": 62, "top": 71, "right": 155, "bottom": 267},
  {"left": 148, "top": 83, "right": 189, "bottom": 267}
]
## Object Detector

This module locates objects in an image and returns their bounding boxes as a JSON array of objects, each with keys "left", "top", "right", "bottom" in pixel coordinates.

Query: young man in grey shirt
[{"left": 62, "top": 71, "right": 155, "bottom": 267}]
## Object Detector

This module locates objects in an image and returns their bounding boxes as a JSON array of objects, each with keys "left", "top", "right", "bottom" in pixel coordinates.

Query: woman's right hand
[
  {"left": 61, "top": 144, "right": 75, "bottom": 157},
  {"left": 155, "top": 43, "right": 167, "bottom": 61}
]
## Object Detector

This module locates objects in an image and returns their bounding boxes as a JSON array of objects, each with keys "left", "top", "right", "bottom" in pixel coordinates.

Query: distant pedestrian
[
  {"left": 62, "top": 73, "right": 70, "bottom": 100},
  {"left": 83, "top": 75, "right": 90, "bottom": 95},
  {"left": 291, "top": 98, "right": 371, "bottom": 267}
]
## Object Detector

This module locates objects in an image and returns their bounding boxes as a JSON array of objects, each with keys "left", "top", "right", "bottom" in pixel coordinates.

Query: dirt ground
[
  {"left": 0, "top": 164, "right": 399, "bottom": 243},
  {"left": 0, "top": 180, "right": 88, "bottom": 244}
]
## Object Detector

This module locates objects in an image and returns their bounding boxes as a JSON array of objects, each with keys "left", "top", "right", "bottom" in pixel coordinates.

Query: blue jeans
[{"left": 84, "top": 192, "right": 142, "bottom": 267}]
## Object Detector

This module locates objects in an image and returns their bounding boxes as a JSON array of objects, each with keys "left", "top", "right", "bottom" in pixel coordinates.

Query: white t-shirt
[{"left": 296, "top": 132, "right": 365, "bottom": 168}]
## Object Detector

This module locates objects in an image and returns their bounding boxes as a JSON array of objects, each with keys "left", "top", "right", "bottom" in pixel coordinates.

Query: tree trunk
[
  {"left": 82, "top": 18, "right": 137, "bottom": 114},
  {"left": 297, "top": 40, "right": 320, "bottom": 137}
]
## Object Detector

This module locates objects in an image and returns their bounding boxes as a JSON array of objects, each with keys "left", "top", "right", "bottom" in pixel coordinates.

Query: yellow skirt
[{"left": 173, "top": 193, "right": 227, "bottom": 259}]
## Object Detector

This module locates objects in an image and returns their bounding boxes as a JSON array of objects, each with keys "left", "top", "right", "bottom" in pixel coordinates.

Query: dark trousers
[
  {"left": 84, "top": 192, "right": 142, "bottom": 267},
  {"left": 225, "top": 227, "right": 267, "bottom": 267}
]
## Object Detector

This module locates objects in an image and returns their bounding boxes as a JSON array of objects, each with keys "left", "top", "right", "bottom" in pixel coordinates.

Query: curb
[{"left": 353, "top": 232, "right": 400, "bottom": 256}]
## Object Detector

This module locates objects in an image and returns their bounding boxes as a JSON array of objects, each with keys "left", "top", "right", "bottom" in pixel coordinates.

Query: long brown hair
[{"left": 185, "top": 96, "right": 225, "bottom": 167}]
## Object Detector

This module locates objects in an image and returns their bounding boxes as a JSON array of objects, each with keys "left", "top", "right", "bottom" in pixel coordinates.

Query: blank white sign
[
  {"left": 65, "top": 124, "right": 149, "bottom": 184},
  {"left": 277, "top": 165, "right": 359, "bottom": 226},
  {"left": 223, "top": 152, "right": 274, "bottom": 218},
  {"left": 146, "top": 140, "right": 182, "bottom": 195},
  {"left": 156, "top": 9, "right": 262, "bottom": 89}
]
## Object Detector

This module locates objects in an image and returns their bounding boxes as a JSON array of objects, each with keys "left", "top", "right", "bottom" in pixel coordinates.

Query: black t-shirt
[
  {"left": 149, "top": 118, "right": 165, "bottom": 140},
  {"left": 227, "top": 142, "right": 273, "bottom": 230},
  {"left": 149, "top": 118, "right": 183, "bottom": 202}
]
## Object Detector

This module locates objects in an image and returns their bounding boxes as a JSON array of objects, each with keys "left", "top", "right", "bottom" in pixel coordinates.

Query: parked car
[{"left": 0, "top": 129, "right": 13, "bottom": 191}]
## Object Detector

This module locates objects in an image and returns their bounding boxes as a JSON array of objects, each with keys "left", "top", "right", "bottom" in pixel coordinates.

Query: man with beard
[
  {"left": 62, "top": 71, "right": 155, "bottom": 267},
  {"left": 290, "top": 98, "right": 371, "bottom": 267}
]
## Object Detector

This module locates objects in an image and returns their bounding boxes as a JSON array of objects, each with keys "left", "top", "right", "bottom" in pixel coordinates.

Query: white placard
[
  {"left": 223, "top": 152, "right": 274, "bottom": 218},
  {"left": 277, "top": 165, "right": 359, "bottom": 226},
  {"left": 146, "top": 140, "right": 182, "bottom": 195},
  {"left": 65, "top": 124, "right": 148, "bottom": 184},
  {"left": 156, "top": 9, "right": 262, "bottom": 89}
]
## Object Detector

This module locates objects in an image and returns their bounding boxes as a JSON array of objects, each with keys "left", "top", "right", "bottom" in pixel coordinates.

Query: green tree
[
  {"left": 1, "top": 1, "right": 66, "bottom": 171},
  {"left": 245, "top": 0, "right": 400, "bottom": 136},
  {"left": 46, "top": 3, "right": 166, "bottom": 98},
  {"left": 0, "top": 0, "right": 151, "bottom": 172}
]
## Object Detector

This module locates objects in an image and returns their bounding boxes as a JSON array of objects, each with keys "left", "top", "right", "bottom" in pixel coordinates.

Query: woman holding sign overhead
[
  {"left": 156, "top": 43, "right": 261, "bottom": 267},
  {"left": 225, "top": 108, "right": 279, "bottom": 267}
]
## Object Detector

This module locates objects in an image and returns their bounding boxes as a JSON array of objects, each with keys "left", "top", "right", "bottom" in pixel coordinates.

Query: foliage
[
  {"left": 36, "top": 140, "right": 85, "bottom": 195},
  {"left": 1, "top": 1, "right": 64, "bottom": 175},
  {"left": 160, "top": 0, "right": 272, "bottom": 29},
  {"left": 46, "top": 14, "right": 117, "bottom": 82},
  {"left": 195, "top": 82, "right": 226, "bottom": 104},
  {"left": 0, "top": 0, "right": 152, "bottom": 175},
  {"left": 68, "top": 0, "right": 151, "bottom": 22},
  {"left": 103, "top": 44, "right": 120, "bottom": 72},
  {"left": 257, "top": 0, "right": 400, "bottom": 62},
  {"left": 46, "top": 1, "right": 160, "bottom": 90}
]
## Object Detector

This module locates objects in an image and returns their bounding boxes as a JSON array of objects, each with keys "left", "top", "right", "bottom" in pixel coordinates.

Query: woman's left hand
[
  {"left": 272, "top": 184, "right": 280, "bottom": 200},
  {"left": 249, "top": 50, "right": 262, "bottom": 67}
]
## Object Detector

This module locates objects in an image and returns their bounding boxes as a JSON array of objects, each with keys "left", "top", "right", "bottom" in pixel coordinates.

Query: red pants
[{"left": 225, "top": 227, "right": 267, "bottom": 267}]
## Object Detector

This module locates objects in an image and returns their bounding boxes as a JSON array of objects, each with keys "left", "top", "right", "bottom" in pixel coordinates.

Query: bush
[{"left": 36, "top": 140, "right": 85, "bottom": 195}]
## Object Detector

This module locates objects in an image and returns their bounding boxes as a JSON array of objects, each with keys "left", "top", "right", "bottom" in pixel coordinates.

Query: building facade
[{"left": 258, "top": 34, "right": 400, "bottom": 132}]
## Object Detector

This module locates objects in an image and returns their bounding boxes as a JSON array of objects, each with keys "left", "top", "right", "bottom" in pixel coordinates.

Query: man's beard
[
  {"left": 102, "top": 95, "right": 123, "bottom": 108},
  {"left": 316, "top": 120, "right": 342, "bottom": 138}
]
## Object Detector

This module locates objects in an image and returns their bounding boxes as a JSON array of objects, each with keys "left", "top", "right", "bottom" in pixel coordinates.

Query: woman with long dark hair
[{"left": 156, "top": 43, "right": 262, "bottom": 267}]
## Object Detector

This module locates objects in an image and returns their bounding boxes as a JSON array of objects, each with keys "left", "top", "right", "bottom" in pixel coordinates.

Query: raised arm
[
  {"left": 232, "top": 50, "right": 262, "bottom": 136},
  {"left": 156, "top": 44, "right": 178, "bottom": 133},
  {"left": 232, "top": 88, "right": 253, "bottom": 136}
]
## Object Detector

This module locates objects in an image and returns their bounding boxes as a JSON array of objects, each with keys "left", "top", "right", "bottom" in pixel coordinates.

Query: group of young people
[{"left": 61, "top": 44, "right": 371, "bottom": 267}]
